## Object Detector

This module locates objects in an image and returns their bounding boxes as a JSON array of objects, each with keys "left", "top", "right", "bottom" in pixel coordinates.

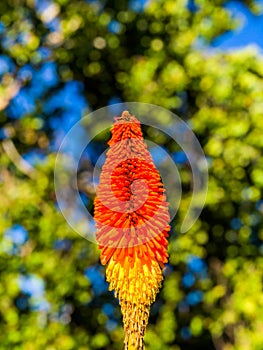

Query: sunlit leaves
[{"left": 1, "top": 0, "right": 263, "bottom": 349}]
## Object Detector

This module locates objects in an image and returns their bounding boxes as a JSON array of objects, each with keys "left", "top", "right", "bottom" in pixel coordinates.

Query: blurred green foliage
[{"left": 1, "top": 0, "right": 263, "bottom": 349}]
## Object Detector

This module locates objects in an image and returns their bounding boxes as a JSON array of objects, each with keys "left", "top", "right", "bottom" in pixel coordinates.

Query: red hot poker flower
[{"left": 94, "top": 111, "right": 170, "bottom": 349}]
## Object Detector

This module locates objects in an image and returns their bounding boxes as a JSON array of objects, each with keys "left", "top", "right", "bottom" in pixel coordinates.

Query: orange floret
[{"left": 94, "top": 111, "right": 170, "bottom": 349}]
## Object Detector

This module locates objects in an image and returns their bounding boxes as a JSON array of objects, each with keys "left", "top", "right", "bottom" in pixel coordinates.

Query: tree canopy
[{"left": 1, "top": 0, "right": 263, "bottom": 349}]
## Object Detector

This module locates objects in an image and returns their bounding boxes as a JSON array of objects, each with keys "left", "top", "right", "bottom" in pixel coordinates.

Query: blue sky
[{"left": 213, "top": 0, "right": 263, "bottom": 51}]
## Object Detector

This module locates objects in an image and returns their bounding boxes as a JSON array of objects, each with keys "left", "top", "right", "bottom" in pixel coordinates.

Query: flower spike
[{"left": 94, "top": 111, "right": 170, "bottom": 349}]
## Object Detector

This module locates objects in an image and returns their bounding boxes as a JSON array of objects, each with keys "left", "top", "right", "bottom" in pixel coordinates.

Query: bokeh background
[{"left": 1, "top": 0, "right": 263, "bottom": 349}]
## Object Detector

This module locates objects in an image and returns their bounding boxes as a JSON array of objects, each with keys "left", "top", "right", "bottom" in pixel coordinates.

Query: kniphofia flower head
[{"left": 94, "top": 111, "right": 170, "bottom": 349}]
